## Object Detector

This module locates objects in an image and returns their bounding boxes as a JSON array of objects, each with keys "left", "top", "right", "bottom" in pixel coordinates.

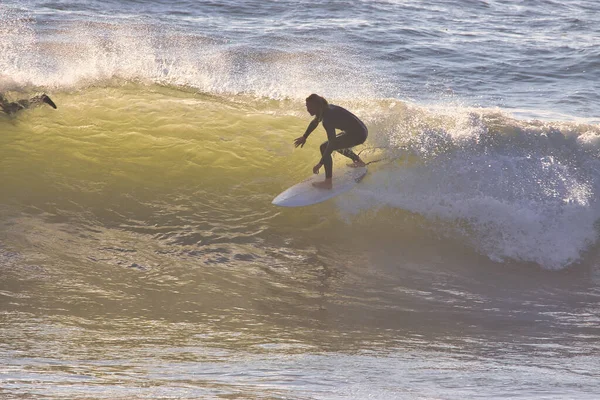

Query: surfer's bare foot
[
  {"left": 347, "top": 160, "right": 366, "bottom": 168},
  {"left": 41, "top": 94, "right": 57, "bottom": 109},
  {"left": 312, "top": 179, "right": 333, "bottom": 190}
]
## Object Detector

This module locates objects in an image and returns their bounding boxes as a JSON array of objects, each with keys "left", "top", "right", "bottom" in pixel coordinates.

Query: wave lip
[{"left": 0, "top": 5, "right": 378, "bottom": 100}]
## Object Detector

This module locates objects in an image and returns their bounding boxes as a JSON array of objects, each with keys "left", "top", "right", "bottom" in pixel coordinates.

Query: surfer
[
  {"left": 294, "top": 94, "right": 367, "bottom": 189},
  {"left": 0, "top": 93, "right": 57, "bottom": 115}
]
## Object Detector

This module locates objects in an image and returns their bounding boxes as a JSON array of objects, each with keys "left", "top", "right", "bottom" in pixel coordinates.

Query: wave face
[
  {"left": 2, "top": 2, "right": 600, "bottom": 273},
  {"left": 2, "top": 1, "right": 600, "bottom": 271},
  {"left": 2, "top": 84, "right": 600, "bottom": 270},
  {"left": 2, "top": 3, "right": 600, "bottom": 270}
]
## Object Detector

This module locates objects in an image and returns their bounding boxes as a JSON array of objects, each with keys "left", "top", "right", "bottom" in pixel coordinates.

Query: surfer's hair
[{"left": 306, "top": 93, "right": 329, "bottom": 122}]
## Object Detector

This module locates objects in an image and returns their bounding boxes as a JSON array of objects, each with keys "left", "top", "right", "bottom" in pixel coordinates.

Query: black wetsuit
[{"left": 304, "top": 104, "right": 368, "bottom": 178}]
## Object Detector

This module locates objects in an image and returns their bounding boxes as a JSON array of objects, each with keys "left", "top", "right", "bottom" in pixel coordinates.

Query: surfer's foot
[
  {"left": 347, "top": 159, "right": 366, "bottom": 168},
  {"left": 41, "top": 94, "right": 57, "bottom": 109},
  {"left": 312, "top": 179, "right": 333, "bottom": 190}
]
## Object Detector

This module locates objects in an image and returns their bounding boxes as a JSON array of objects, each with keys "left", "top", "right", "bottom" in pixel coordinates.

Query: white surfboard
[{"left": 272, "top": 166, "right": 367, "bottom": 207}]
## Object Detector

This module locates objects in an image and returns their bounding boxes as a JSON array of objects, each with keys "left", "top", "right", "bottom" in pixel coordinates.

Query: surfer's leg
[
  {"left": 330, "top": 131, "right": 366, "bottom": 167},
  {"left": 15, "top": 99, "right": 31, "bottom": 109},
  {"left": 0, "top": 93, "right": 56, "bottom": 115},
  {"left": 315, "top": 132, "right": 366, "bottom": 189},
  {"left": 336, "top": 147, "right": 362, "bottom": 164},
  {"left": 27, "top": 94, "right": 57, "bottom": 109},
  {"left": 313, "top": 141, "right": 334, "bottom": 189},
  {"left": 319, "top": 141, "right": 334, "bottom": 179}
]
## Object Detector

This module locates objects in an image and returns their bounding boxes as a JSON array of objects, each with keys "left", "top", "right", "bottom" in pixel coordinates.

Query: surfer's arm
[
  {"left": 303, "top": 117, "right": 320, "bottom": 139},
  {"left": 294, "top": 118, "right": 320, "bottom": 148}
]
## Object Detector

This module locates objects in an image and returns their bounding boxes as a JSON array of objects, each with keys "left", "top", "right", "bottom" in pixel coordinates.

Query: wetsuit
[{"left": 304, "top": 104, "right": 368, "bottom": 179}]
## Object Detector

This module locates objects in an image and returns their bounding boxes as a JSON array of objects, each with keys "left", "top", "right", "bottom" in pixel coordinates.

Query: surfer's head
[{"left": 306, "top": 94, "right": 328, "bottom": 121}]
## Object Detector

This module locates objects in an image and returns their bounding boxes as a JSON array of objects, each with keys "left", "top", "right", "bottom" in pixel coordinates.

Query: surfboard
[{"left": 272, "top": 166, "right": 367, "bottom": 207}]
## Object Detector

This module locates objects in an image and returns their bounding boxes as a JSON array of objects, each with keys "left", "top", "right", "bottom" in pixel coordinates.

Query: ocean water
[{"left": 1, "top": 1, "right": 599, "bottom": 399}]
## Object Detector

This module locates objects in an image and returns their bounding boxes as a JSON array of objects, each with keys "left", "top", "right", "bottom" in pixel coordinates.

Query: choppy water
[{"left": 1, "top": 1, "right": 599, "bottom": 399}]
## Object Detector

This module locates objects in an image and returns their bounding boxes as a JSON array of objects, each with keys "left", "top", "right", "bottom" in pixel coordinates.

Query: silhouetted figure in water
[
  {"left": 294, "top": 93, "right": 368, "bottom": 189},
  {"left": 0, "top": 93, "right": 57, "bottom": 115}
]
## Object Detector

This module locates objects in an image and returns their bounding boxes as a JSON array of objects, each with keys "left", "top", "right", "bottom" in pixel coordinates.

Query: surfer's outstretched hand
[{"left": 294, "top": 136, "right": 307, "bottom": 148}]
